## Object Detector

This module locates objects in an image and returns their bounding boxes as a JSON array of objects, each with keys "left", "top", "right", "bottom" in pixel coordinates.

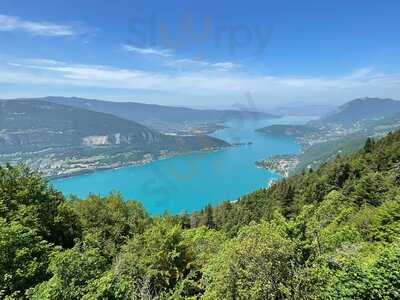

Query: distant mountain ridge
[
  {"left": 271, "top": 104, "right": 336, "bottom": 117},
  {"left": 0, "top": 99, "right": 230, "bottom": 177},
  {"left": 314, "top": 97, "right": 400, "bottom": 127},
  {"left": 34, "top": 96, "right": 279, "bottom": 127},
  {"left": 256, "top": 124, "right": 320, "bottom": 137}
]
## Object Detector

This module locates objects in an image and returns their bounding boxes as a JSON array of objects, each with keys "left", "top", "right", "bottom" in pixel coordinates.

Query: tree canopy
[{"left": 1, "top": 130, "right": 400, "bottom": 299}]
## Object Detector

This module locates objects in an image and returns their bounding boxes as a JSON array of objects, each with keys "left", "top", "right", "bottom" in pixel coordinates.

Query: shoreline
[
  {"left": 49, "top": 117, "right": 300, "bottom": 182},
  {"left": 48, "top": 122, "right": 251, "bottom": 181},
  {"left": 48, "top": 145, "right": 232, "bottom": 181},
  {"left": 255, "top": 154, "right": 300, "bottom": 178}
]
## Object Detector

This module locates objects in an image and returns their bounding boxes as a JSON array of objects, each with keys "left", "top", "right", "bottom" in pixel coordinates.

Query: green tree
[
  {"left": 0, "top": 219, "right": 54, "bottom": 299},
  {"left": 0, "top": 164, "right": 80, "bottom": 247},
  {"left": 169, "top": 227, "right": 228, "bottom": 298},
  {"left": 302, "top": 191, "right": 360, "bottom": 257},
  {"left": 110, "top": 219, "right": 191, "bottom": 299},
  {"left": 72, "top": 193, "right": 150, "bottom": 258},
  {"left": 352, "top": 172, "right": 391, "bottom": 207},
  {"left": 203, "top": 221, "right": 304, "bottom": 300},
  {"left": 369, "top": 196, "right": 400, "bottom": 242},
  {"left": 369, "top": 243, "right": 400, "bottom": 299},
  {"left": 29, "top": 243, "right": 108, "bottom": 300},
  {"left": 363, "top": 137, "right": 375, "bottom": 153},
  {"left": 203, "top": 204, "right": 215, "bottom": 229}
]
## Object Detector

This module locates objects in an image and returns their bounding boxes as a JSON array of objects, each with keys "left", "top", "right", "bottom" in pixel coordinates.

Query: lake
[{"left": 52, "top": 116, "right": 312, "bottom": 214}]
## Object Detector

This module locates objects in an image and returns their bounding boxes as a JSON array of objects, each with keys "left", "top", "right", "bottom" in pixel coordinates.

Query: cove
[{"left": 51, "top": 116, "right": 312, "bottom": 214}]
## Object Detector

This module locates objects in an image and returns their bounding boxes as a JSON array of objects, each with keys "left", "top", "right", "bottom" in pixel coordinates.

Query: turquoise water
[{"left": 52, "top": 116, "right": 312, "bottom": 214}]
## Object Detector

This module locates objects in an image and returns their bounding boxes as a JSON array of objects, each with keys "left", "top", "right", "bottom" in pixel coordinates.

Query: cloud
[
  {"left": 122, "top": 44, "right": 241, "bottom": 71},
  {"left": 2, "top": 58, "right": 400, "bottom": 106},
  {"left": 164, "top": 58, "right": 240, "bottom": 71},
  {"left": 122, "top": 45, "right": 172, "bottom": 58},
  {"left": 2, "top": 58, "right": 248, "bottom": 91},
  {"left": 0, "top": 14, "right": 79, "bottom": 36},
  {"left": 212, "top": 62, "right": 240, "bottom": 71}
]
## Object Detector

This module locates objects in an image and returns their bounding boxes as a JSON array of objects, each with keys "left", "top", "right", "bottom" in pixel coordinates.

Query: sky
[{"left": 0, "top": 0, "right": 399, "bottom": 109}]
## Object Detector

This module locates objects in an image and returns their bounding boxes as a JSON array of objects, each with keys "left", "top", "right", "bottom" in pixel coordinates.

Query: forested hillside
[
  {"left": 0, "top": 100, "right": 229, "bottom": 177},
  {"left": 1, "top": 130, "right": 400, "bottom": 299}
]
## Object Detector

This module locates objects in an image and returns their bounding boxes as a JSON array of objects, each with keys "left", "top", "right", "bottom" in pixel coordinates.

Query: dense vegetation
[
  {"left": 1, "top": 130, "right": 400, "bottom": 299},
  {"left": 295, "top": 135, "right": 366, "bottom": 173}
]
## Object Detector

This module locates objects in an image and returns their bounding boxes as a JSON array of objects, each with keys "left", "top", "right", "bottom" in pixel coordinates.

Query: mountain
[
  {"left": 38, "top": 97, "right": 279, "bottom": 128},
  {"left": 314, "top": 97, "right": 400, "bottom": 127},
  {"left": 0, "top": 100, "right": 229, "bottom": 177},
  {"left": 256, "top": 98, "right": 400, "bottom": 175},
  {"left": 271, "top": 103, "right": 336, "bottom": 117},
  {"left": 256, "top": 124, "right": 321, "bottom": 137},
  {"left": 366, "top": 111, "right": 400, "bottom": 130}
]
